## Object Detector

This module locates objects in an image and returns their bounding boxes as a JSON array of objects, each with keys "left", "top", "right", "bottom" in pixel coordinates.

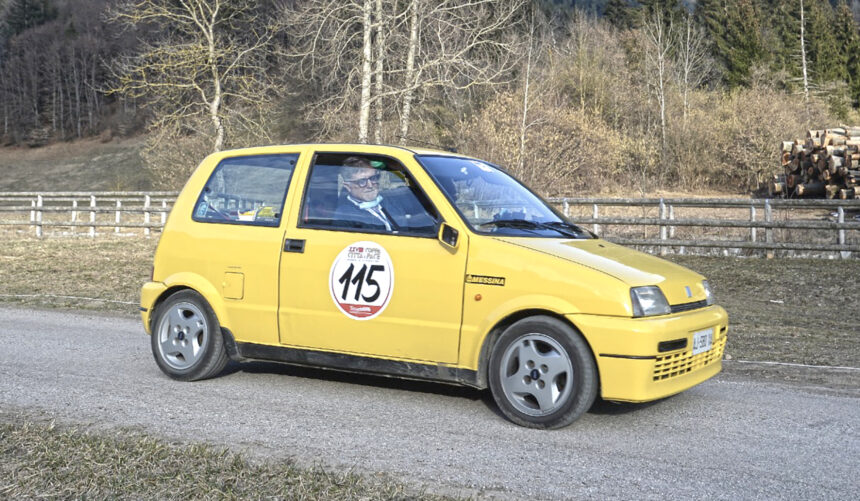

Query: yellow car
[{"left": 141, "top": 144, "right": 728, "bottom": 429}]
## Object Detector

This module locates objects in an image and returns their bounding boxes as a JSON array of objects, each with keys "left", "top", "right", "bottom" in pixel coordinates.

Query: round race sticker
[{"left": 329, "top": 241, "right": 394, "bottom": 320}]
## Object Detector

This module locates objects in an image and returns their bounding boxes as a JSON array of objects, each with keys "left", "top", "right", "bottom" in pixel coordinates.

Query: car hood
[{"left": 495, "top": 237, "right": 708, "bottom": 305}]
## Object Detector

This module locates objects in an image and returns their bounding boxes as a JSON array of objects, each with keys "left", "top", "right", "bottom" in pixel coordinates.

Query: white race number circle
[{"left": 329, "top": 241, "right": 394, "bottom": 320}]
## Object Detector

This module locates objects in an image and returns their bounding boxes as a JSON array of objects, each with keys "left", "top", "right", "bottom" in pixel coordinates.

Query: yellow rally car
[{"left": 141, "top": 144, "right": 728, "bottom": 429}]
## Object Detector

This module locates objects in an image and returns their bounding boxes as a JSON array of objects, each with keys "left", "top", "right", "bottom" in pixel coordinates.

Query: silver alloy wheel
[
  {"left": 156, "top": 301, "right": 208, "bottom": 371},
  {"left": 498, "top": 333, "right": 574, "bottom": 417}
]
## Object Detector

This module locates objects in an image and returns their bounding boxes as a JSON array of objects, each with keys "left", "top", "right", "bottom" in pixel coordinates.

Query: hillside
[{"left": 0, "top": 138, "right": 149, "bottom": 192}]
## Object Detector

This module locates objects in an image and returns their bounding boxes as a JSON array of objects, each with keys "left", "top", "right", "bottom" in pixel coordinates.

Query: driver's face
[{"left": 344, "top": 167, "right": 381, "bottom": 202}]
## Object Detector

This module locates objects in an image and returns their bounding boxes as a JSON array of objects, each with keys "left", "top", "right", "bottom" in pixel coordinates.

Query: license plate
[{"left": 692, "top": 328, "right": 714, "bottom": 355}]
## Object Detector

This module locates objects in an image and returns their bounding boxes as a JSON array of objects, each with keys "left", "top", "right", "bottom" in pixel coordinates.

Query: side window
[
  {"left": 300, "top": 153, "right": 439, "bottom": 236},
  {"left": 192, "top": 154, "right": 298, "bottom": 227}
]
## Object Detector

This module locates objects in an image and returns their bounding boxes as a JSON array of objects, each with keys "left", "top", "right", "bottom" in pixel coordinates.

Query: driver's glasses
[{"left": 347, "top": 173, "right": 381, "bottom": 188}]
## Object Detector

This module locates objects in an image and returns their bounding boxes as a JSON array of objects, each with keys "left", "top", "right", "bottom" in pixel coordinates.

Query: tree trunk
[
  {"left": 206, "top": 12, "right": 224, "bottom": 152},
  {"left": 800, "top": 0, "right": 810, "bottom": 103},
  {"left": 399, "top": 0, "right": 419, "bottom": 144},
  {"left": 373, "top": 0, "right": 385, "bottom": 144},
  {"left": 358, "top": 0, "right": 373, "bottom": 144},
  {"left": 518, "top": 11, "right": 535, "bottom": 175}
]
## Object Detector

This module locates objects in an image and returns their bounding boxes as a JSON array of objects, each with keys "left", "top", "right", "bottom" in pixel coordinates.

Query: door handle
[{"left": 284, "top": 239, "right": 305, "bottom": 253}]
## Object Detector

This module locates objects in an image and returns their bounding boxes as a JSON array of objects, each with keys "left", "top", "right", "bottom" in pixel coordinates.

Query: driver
[{"left": 335, "top": 157, "right": 395, "bottom": 231}]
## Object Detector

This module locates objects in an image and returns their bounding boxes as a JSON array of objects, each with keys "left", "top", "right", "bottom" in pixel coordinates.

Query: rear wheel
[
  {"left": 151, "top": 290, "right": 228, "bottom": 381},
  {"left": 488, "top": 316, "right": 598, "bottom": 429}
]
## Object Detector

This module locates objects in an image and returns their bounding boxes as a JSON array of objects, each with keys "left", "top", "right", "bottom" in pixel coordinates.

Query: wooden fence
[
  {"left": 0, "top": 192, "right": 178, "bottom": 237},
  {"left": 2, "top": 192, "right": 859, "bottom": 258},
  {"left": 548, "top": 197, "right": 860, "bottom": 258}
]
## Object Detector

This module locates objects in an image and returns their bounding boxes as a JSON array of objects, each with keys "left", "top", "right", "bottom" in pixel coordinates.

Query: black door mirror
[{"left": 438, "top": 223, "right": 459, "bottom": 250}]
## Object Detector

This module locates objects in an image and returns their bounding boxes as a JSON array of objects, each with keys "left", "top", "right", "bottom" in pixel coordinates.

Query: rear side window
[{"left": 192, "top": 154, "right": 298, "bottom": 227}]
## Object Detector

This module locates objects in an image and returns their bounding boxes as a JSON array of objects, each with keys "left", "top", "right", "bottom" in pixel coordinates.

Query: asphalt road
[{"left": 1, "top": 306, "right": 858, "bottom": 500}]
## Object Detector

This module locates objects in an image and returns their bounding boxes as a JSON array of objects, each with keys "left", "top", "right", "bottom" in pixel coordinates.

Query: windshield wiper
[
  {"left": 478, "top": 219, "right": 587, "bottom": 238},
  {"left": 542, "top": 221, "right": 591, "bottom": 238},
  {"left": 478, "top": 219, "right": 542, "bottom": 235}
]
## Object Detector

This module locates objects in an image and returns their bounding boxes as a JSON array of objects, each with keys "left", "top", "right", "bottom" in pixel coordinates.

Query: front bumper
[
  {"left": 568, "top": 305, "right": 728, "bottom": 402},
  {"left": 140, "top": 281, "right": 168, "bottom": 335}
]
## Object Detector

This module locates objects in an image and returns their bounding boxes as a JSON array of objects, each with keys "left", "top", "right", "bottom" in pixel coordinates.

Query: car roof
[{"left": 212, "top": 143, "right": 469, "bottom": 159}]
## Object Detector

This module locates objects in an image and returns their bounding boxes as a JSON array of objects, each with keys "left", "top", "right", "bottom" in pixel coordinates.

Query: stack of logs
[{"left": 770, "top": 127, "right": 860, "bottom": 199}]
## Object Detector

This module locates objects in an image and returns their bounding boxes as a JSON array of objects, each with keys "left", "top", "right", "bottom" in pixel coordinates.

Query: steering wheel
[{"left": 206, "top": 199, "right": 232, "bottom": 220}]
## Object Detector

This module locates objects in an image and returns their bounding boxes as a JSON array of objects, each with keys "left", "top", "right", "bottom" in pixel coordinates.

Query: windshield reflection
[{"left": 418, "top": 155, "right": 591, "bottom": 239}]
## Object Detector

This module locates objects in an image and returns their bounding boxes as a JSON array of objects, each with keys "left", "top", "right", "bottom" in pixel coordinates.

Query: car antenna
[{"left": 396, "top": 135, "right": 458, "bottom": 154}]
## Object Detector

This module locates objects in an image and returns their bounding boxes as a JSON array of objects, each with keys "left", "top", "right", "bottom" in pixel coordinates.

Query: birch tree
[
  {"left": 642, "top": 10, "right": 673, "bottom": 149},
  {"left": 673, "top": 13, "right": 709, "bottom": 126},
  {"left": 284, "top": 0, "right": 382, "bottom": 142},
  {"left": 285, "top": 0, "right": 526, "bottom": 144},
  {"left": 108, "top": 0, "right": 280, "bottom": 153},
  {"left": 799, "top": 0, "right": 810, "bottom": 102},
  {"left": 517, "top": 7, "right": 553, "bottom": 174},
  {"left": 395, "top": 0, "right": 526, "bottom": 142}
]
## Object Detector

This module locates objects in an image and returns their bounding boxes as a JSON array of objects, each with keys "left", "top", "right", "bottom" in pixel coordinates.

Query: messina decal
[
  {"left": 329, "top": 241, "right": 394, "bottom": 320},
  {"left": 465, "top": 274, "right": 506, "bottom": 286}
]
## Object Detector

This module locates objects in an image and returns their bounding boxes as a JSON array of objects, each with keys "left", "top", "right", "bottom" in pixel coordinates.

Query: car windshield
[{"left": 418, "top": 155, "right": 591, "bottom": 239}]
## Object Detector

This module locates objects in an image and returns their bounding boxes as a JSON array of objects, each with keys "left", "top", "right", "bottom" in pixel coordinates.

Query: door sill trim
[{"left": 229, "top": 338, "right": 482, "bottom": 388}]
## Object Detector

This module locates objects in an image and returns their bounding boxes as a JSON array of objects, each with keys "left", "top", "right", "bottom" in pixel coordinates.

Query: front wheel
[
  {"left": 488, "top": 316, "right": 598, "bottom": 429},
  {"left": 150, "top": 290, "right": 228, "bottom": 381}
]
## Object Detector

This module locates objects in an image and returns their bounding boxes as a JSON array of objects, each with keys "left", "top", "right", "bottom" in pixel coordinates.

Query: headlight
[
  {"left": 631, "top": 286, "right": 671, "bottom": 317},
  {"left": 702, "top": 280, "right": 714, "bottom": 306}
]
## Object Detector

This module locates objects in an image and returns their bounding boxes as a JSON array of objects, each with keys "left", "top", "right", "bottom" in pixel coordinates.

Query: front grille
[
  {"left": 670, "top": 300, "right": 709, "bottom": 314},
  {"left": 652, "top": 336, "right": 726, "bottom": 381}
]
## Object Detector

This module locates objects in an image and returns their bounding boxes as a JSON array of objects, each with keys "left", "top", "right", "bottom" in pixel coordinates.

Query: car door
[{"left": 277, "top": 150, "right": 467, "bottom": 364}]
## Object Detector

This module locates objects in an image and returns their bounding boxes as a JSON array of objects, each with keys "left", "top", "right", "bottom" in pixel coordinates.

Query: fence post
[
  {"left": 659, "top": 198, "right": 667, "bottom": 256},
  {"left": 668, "top": 204, "right": 675, "bottom": 238},
  {"left": 89, "top": 196, "right": 96, "bottom": 237},
  {"left": 30, "top": 199, "right": 35, "bottom": 232},
  {"left": 115, "top": 200, "right": 122, "bottom": 233},
  {"left": 592, "top": 203, "right": 599, "bottom": 235},
  {"left": 161, "top": 200, "right": 168, "bottom": 227},
  {"left": 71, "top": 200, "right": 78, "bottom": 231},
  {"left": 563, "top": 199, "right": 570, "bottom": 217},
  {"left": 36, "top": 195, "right": 43, "bottom": 238},
  {"left": 750, "top": 205, "right": 757, "bottom": 242},
  {"left": 765, "top": 199, "right": 773, "bottom": 259},
  {"left": 144, "top": 195, "right": 152, "bottom": 237},
  {"left": 838, "top": 206, "right": 849, "bottom": 259}
]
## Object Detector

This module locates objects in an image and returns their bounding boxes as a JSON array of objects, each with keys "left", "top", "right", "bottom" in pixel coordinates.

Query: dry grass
[
  {"left": 0, "top": 234, "right": 157, "bottom": 313},
  {"left": 0, "top": 137, "right": 149, "bottom": 191},
  {"left": 0, "top": 411, "right": 441, "bottom": 500},
  {"left": 668, "top": 255, "right": 860, "bottom": 367}
]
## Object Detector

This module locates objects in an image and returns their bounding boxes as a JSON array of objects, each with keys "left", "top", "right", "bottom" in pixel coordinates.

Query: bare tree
[
  {"left": 517, "top": 7, "right": 553, "bottom": 175},
  {"left": 395, "top": 0, "right": 526, "bottom": 142},
  {"left": 358, "top": 0, "right": 373, "bottom": 142},
  {"left": 642, "top": 10, "right": 674, "bottom": 149},
  {"left": 108, "top": 0, "right": 280, "bottom": 153},
  {"left": 373, "top": 0, "right": 387, "bottom": 144},
  {"left": 800, "top": 0, "right": 810, "bottom": 103},
  {"left": 397, "top": 0, "right": 419, "bottom": 143},
  {"left": 284, "top": 0, "right": 379, "bottom": 141},
  {"left": 673, "top": 13, "right": 710, "bottom": 126},
  {"left": 284, "top": 0, "right": 526, "bottom": 144}
]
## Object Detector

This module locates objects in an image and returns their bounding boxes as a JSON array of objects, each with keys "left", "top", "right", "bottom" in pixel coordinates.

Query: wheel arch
[
  {"left": 474, "top": 309, "right": 599, "bottom": 391},
  {"left": 150, "top": 273, "right": 231, "bottom": 333},
  {"left": 148, "top": 285, "right": 191, "bottom": 331}
]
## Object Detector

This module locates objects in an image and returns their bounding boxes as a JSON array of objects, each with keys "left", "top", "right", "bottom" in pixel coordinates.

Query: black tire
[
  {"left": 150, "top": 290, "right": 228, "bottom": 381},
  {"left": 488, "top": 316, "right": 598, "bottom": 429}
]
